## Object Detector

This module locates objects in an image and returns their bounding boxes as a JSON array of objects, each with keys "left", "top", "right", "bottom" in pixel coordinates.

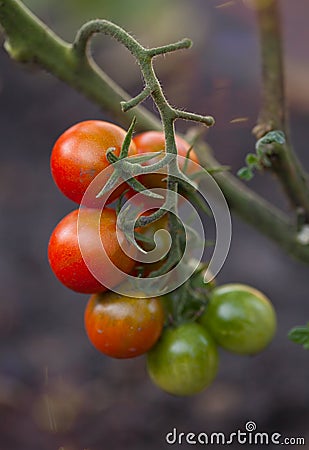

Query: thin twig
[{"left": 253, "top": 0, "right": 309, "bottom": 219}]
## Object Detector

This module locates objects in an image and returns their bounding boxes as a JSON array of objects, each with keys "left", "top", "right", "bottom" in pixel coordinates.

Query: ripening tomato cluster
[
  {"left": 48, "top": 120, "right": 277, "bottom": 397},
  {"left": 147, "top": 283, "right": 277, "bottom": 396},
  {"left": 48, "top": 120, "right": 196, "bottom": 357}
]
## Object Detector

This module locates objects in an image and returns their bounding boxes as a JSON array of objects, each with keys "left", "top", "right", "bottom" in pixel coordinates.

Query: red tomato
[
  {"left": 48, "top": 208, "right": 137, "bottom": 293},
  {"left": 50, "top": 120, "right": 136, "bottom": 205},
  {"left": 84, "top": 291, "right": 165, "bottom": 358},
  {"left": 133, "top": 131, "right": 199, "bottom": 189}
]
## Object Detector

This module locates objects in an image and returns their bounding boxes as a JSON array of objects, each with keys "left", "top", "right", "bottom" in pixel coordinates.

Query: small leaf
[
  {"left": 237, "top": 167, "right": 253, "bottom": 181},
  {"left": 96, "top": 170, "right": 120, "bottom": 198},
  {"left": 268, "top": 130, "right": 286, "bottom": 145},
  {"left": 126, "top": 151, "right": 163, "bottom": 164},
  {"left": 255, "top": 130, "right": 286, "bottom": 152},
  {"left": 116, "top": 189, "right": 129, "bottom": 215},
  {"left": 182, "top": 145, "right": 194, "bottom": 174},
  {"left": 119, "top": 116, "right": 136, "bottom": 158},
  {"left": 105, "top": 147, "right": 118, "bottom": 163},
  {"left": 245, "top": 153, "right": 259, "bottom": 167},
  {"left": 126, "top": 177, "right": 164, "bottom": 199},
  {"left": 288, "top": 323, "right": 309, "bottom": 350}
]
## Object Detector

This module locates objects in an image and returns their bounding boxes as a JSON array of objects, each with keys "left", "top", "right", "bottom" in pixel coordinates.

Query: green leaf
[
  {"left": 96, "top": 170, "right": 120, "bottom": 198},
  {"left": 126, "top": 177, "right": 164, "bottom": 199},
  {"left": 119, "top": 116, "right": 136, "bottom": 158},
  {"left": 255, "top": 130, "right": 286, "bottom": 152},
  {"left": 237, "top": 167, "right": 253, "bottom": 181},
  {"left": 288, "top": 323, "right": 309, "bottom": 350},
  {"left": 116, "top": 188, "right": 129, "bottom": 215},
  {"left": 126, "top": 151, "right": 163, "bottom": 164},
  {"left": 245, "top": 153, "right": 259, "bottom": 167},
  {"left": 182, "top": 145, "right": 194, "bottom": 174}
]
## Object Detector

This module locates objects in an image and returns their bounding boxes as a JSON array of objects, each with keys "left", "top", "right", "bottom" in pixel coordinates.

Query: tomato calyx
[
  {"left": 97, "top": 118, "right": 166, "bottom": 203},
  {"left": 162, "top": 261, "right": 215, "bottom": 327}
]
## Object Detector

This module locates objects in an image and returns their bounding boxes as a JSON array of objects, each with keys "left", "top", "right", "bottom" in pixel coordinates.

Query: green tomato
[
  {"left": 146, "top": 322, "right": 218, "bottom": 396},
  {"left": 199, "top": 283, "right": 277, "bottom": 355}
]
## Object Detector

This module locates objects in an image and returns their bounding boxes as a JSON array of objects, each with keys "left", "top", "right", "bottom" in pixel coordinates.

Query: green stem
[
  {"left": 121, "top": 87, "right": 151, "bottom": 112},
  {"left": 253, "top": 0, "right": 309, "bottom": 219},
  {"left": 147, "top": 38, "right": 192, "bottom": 57},
  {"left": 73, "top": 19, "right": 145, "bottom": 58},
  {"left": 197, "top": 150, "right": 309, "bottom": 263},
  {"left": 173, "top": 109, "right": 215, "bottom": 127},
  {"left": 0, "top": 0, "right": 158, "bottom": 130}
]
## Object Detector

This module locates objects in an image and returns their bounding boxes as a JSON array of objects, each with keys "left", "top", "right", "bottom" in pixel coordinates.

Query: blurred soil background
[{"left": 0, "top": 0, "right": 308, "bottom": 449}]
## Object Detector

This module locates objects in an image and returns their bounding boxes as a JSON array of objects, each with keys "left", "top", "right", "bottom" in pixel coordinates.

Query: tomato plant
[
  {"left": 50, "top": 120, "right": 136, "bottom": 205},
  {"left": 147, "top": 322, "right": 218, "bottom": 396},
  {"left": 199, "top": 284, "right": 277, "bottom": 355},
  {"left": 1, "top": 1, "right": 296, "bottom": 400},
  {"left": 85, "top": 291, "right": 165, "bottom": 358},
  {"left": 48, "top": 208, "right": 136, "bottom": 293}
]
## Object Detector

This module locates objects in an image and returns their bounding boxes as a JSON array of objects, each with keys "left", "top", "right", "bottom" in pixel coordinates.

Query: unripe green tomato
[
  {"left": 199, "top": 283, "right": 277, "bottom": 355},
  {"left": 147, "top": 322, "right": 218, "bottom": 396}
]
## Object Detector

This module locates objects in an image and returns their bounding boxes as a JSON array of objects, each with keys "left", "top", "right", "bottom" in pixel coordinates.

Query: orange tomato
[{"left": 84, "top": 291, "right": 165, "bottom": 358}]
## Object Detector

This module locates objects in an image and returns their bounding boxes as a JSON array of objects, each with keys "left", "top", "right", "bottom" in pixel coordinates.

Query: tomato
[
  {"left": 132, "top": 131, "right": 199, "bottom": 190},
  {"left": 199, "top": 284, "right": 277, "bottom": 355},
  {"left": 85, "top": 291, "right": 165, "bottom": 358},
  {"left": 48, "top": 208, "right": 136, "bottom": 293},
  {"left": 50, "top": 120, "right": 136, "bottom": 205},
  {"left": 147, "top": 322, "right": 218, "bottom": 396}
]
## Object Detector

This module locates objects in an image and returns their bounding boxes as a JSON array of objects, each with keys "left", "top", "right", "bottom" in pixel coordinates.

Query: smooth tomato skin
[
  {"left": 199, "top": 284, "right": 277, "bottom": 355},
  {"left": 133, "top": 131, "right": 199, "bottom": 189},
  {"left": 85, "top": 291, "right": 165, "bottom": 358},
  {"left": 48, "top": 208, "right": 136, "bottom": 293},
  {"left": 147, "top": 322, "right": 218, "bottom": 396},
  {"left": 51, "top": 120, "right": 136, "bottom": 205}
]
